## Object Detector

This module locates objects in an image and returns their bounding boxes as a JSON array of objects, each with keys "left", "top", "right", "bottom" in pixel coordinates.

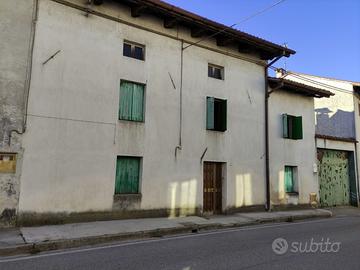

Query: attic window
[
  {"left": 208, "top": 64, "right": 224, "bottom": 80},
  {"left": 123, "top": 41, "right": 145, "bottom": 61}
]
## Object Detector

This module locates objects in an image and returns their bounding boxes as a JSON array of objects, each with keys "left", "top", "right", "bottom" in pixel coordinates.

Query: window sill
[
  {"left": 114, "top": 193, "right": 142, "bottom": 200},
  {"left": 118, "top": 119, "right": 144, "bottom": 123},
  {"left": 206, "top": 129, "right": 227, "bottom": 133},
  {"left": 286, "top": 192, "right": 299, "bottom": 196}
]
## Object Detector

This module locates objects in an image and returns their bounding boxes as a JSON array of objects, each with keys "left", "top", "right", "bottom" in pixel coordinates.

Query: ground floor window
[
  {"left": 284, "top": 166, "right": 298, "bottom": 193},
  {"left": 115, "top": 156, "right": 141, "bottom": 194}
]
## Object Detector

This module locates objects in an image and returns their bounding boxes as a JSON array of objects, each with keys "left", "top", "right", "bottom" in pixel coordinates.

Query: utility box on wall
[{"left": 0, "top": 153, "right": 17, "bottom": 173}]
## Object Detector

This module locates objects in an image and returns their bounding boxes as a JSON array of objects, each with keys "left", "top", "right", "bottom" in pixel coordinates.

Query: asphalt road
[{"left": 1, "top": 215, "right": 360, "bottom": 270}]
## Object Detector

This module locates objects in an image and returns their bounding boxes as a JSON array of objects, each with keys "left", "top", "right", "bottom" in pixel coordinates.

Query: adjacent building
[
  {"left": 268, "top": 77, "right": 333, "bottom": 207},
  {"left": 0, "top": 0, "right": 37, "bottom": 226},
  {"left": 278, "top": 70, "right": 360, "bottom": 207}
]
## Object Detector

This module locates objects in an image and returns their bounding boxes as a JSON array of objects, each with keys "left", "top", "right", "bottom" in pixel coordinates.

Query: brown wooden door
[{"left": 203, "top": 162, "right": 222, "bottom": 214}]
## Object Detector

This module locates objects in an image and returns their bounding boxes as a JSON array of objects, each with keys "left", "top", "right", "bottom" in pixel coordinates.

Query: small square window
[
  {"left": 284, "top": 166, "right": 298, "bottom": 194},
  {"left": 115, "top": 156, "right": 141, "bottom": 194},
  {"left": 208, "top": 64, "right": 224, "bottom": 80},
  {"left": 206, "top": 97, "right": 227, "bottom": 131},
  {"left": 123, "top": 41, "right": 145, "bottom": 61},
  {"left": 282, "top": 114, "right": 303, "bottom": 140}
]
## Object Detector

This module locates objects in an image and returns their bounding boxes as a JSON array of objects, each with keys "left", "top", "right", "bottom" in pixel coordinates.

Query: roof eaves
[
  {"left": 268, "top": 77, "right": 334, "bottom": 98},
  {"left": 128, "top": 0, "right": 296, "bottom": 58}
]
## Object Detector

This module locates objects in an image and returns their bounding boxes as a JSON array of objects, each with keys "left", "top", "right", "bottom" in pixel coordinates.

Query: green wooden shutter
[
  {"left": 131, "top": 83, "right": 144, "bottom": 121},
  {"left": 292, "top": 116, "right": 303, "bottom": 140},
  {"left": 206, "top": 97, "right": 215, "bottom": 130},
  {"left": 282, "top": 114, "right": 289, "bottom": 138},
  {"left": 115, "top": 157, "right": 140, "bottom": 194},
  {"left": 119, "top": 81, "right": 133, "bottom": 120},
  {"left": 219, "top": 99, "right": 227, "bottom": 131},
  {"left": 284, "top": 166, "right": 294, "bottom": 193}
]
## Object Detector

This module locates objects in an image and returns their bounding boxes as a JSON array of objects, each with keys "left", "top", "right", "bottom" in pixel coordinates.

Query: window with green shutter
[
  {"left": 115, "top": 156, "right": 141, "bottom": 194},
  {"left": 282, "top": 114, "right": 302, "bottom": 140},
  {"left": 119, "top": 81, "right": 145, "bottom": 122},
  {"left": 206, "top": 97, "right": 227, "bottom": 131},
  {"left": 284, "top": 166, "right": 298, "bottom": 193}
]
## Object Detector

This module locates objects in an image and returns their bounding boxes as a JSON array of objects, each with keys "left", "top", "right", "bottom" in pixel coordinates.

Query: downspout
[
  {"left": 354, "top": 143, "right": 360, "bottom": 206},
  {"left": 264, "top": 54, "right": 285, "bottom": 211},
  {"left": 8, "top": 0, "right": 39, "bottom": 145},
  {"left": 175, "top": 40, "right": 184, "bottom": 157}
]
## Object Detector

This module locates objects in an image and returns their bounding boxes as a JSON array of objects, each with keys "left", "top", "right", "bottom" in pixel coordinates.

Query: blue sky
[{"left": 166, "top": 0, "right": 360, "bottom": 82}]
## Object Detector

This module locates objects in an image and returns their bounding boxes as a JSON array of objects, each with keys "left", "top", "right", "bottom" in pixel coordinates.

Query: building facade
[{"left": 0, "top": 0, "right": 296, "bottom": 226}]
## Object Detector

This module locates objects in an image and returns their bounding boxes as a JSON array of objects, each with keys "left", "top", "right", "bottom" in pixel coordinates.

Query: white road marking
[{"left": 0, "top": 216, "right": 349, "bottom": 263}]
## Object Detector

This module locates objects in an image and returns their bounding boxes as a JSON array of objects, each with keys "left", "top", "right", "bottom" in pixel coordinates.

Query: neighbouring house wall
[
  {"left": 18, "top": 0, "right": 267, "bottom": 219},
  {"left": 0, "top": 0, "right": 35, "bottom": 226},
  {"left": 284, "top": 73, "right": 356, "bottom": 139},
  {"left": 269, "top": 90, "right": 318, "bottom": 205}
]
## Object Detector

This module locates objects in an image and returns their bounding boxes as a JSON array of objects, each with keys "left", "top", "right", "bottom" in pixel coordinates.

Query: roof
[
  {"left": 268, "top": 77, "right": 334, "bottom": 98},
  {"left": 96, "top": 0, "right": 296, "bottom": 60}
]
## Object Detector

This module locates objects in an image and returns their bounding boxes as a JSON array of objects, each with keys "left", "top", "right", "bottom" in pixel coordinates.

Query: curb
[{"left": 0, "top": 211, "right": 332, "bottom": 257}]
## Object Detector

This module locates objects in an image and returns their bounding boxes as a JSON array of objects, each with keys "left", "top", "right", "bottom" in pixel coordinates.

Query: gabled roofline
[{"left": 268, "top": 77, "right": 334, "bottom": 98}]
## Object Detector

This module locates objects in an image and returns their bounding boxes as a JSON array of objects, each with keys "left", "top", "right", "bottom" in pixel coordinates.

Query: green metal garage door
[{"left": 317, "top": 149, "right": 357, "bottom": 207}]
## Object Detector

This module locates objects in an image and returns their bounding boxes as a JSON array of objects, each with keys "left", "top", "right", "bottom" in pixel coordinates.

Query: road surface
[{"left": 1, "top": 215, "right": 360, "bottom": 270}]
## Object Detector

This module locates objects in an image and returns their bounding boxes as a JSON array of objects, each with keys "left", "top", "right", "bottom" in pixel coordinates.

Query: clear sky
[{"left": 165, "top": 0, "right": 360, "bottom": 82}]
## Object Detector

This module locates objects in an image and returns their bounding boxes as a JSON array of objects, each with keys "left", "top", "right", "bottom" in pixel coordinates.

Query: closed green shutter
[
  {"left": 284, "top": 166, "right": 294, "bottom": 193},
  {"left": 115, "top": 157, "right": 140, "bottom": 194},
  {"left": 132, "top": 83, "right": 144, "bottom": 121},
  {"left": 206, "top": 97, "right": 215, "bottom": 130},
  {"left": 119, "top": 81, "right": 133, "bottom": 120},
  {"left": 219, "top": 99, "right": 227, "bottom": 131},
  {"left": 119, "top": 81, "right": 144, "bottom": 121},
  {"left": 292, "top": 116, "right": 303, "bottom": 140},
  {"left": 282, "top": 114, "right": 289, "bottom": 138}
]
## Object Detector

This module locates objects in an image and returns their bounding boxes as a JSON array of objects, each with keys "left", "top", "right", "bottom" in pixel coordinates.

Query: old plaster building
[{"left": 1, "top": 0, "right": 343, "bottom": 226}]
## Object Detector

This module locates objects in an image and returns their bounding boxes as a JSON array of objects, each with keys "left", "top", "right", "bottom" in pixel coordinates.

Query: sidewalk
[{"left": 0, "top": 209, "right": 331, "bottom": 256}]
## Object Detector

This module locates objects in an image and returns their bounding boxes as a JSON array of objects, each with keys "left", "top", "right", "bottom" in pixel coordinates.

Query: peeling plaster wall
[
  {"left": 18, "top": 0, "right": 267, "bottom": 217},
  {"left": 0, "top": 0, "right": 35, "bottom": 226}
]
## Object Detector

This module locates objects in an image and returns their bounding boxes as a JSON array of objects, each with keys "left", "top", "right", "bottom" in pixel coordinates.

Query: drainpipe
[
  {"left": 175, "top": 40, "right": 184, "bottom": 157},
  {"left": 8, "top": 0, "right": 39, "bottom": 145},
  {"left": 264, "top": 54, "right": 285, "bottom": 211}
]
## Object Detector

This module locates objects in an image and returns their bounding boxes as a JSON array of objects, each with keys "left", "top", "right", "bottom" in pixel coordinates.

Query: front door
[{"left": 203, "top": 162, "right": 223, "bottom": 214}]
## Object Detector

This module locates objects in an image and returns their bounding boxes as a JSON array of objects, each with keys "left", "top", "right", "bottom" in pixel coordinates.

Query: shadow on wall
[{"left": 315, "top": 108, "right": 355, "bottom": 138}]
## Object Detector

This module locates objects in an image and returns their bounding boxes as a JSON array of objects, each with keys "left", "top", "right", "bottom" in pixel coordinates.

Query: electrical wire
[
  {"left": 269, "top": 66, "right": 355, "bottom": 94},
  {"left": 183, "top": 0, "right": 287, "bottom": 50}
]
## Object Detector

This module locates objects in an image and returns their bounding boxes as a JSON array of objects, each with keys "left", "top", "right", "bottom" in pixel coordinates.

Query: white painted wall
[
  {"left": 269, "top": 90, "right": 318, "bottom": 205},
  {"left": 19, "top": 0, "right": 267, "bottom": 214}
]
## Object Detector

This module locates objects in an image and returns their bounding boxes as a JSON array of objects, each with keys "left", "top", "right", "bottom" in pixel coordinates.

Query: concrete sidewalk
[{"left": 0, "top": 209, "right": 331, "bottom": 256}]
